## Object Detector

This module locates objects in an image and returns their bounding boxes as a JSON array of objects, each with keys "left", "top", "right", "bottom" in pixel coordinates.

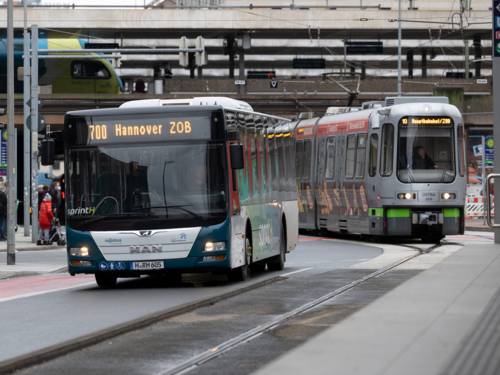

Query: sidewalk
[
  {"left": 465, "top": 217, "right": 490, "bottom": 231},
  {"left": 0, "top": 226, "right": 67, "bottom": 279},
  {"left": 256, "top": 241, "right": 500, "bottom": 375},
  {"left": 0, "top": 226, "right": 65, "bottom": 252}
]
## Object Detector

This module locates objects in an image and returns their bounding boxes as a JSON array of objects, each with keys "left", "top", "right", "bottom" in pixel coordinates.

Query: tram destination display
[{"left": 400, "top": 116, "right": 453, "bottom": 126}]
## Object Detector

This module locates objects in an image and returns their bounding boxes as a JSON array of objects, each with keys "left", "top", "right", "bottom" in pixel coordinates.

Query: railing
[{"left": 485, "top": 173, "right": 500, "bottom": 228}]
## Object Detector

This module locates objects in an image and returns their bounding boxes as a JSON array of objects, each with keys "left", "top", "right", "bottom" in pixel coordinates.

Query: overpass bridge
[{"left": 0, "top": 0, "right": 493, "bottom": 82}]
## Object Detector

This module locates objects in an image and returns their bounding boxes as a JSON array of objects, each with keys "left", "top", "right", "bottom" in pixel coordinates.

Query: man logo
[
  {"left": 139, "top": 230, "right": 153, "bottom": 237},
  {"left": 130, "top": 245, "right": 163, "bottom": 254}
]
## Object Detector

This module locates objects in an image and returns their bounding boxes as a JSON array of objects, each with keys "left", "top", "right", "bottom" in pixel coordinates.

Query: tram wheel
[
  {"left": 229, "top": 237, "right": 251, "bottom": 282},
  {"left": 421, "top": 234, "right": 444, "bottom": 244},
  {"left": 267, "top": 225, "right": 286, "bottom": 271},
  {"left": 95, "top": 273, "right": 117, "bottom": 289}
]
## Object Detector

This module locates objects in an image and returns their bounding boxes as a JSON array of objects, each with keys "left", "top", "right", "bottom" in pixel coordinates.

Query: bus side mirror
[
  {"left": 41, "top": 138, "right": 55, "bottom": 166},
  {"left": 230, "top": 144, "right": 244, "bottom": 170}
]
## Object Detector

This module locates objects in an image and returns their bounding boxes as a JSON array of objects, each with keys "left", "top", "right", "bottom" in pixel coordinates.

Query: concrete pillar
[
  {"left": 225, "top": 36, "right": 236, "bottom": 79},
  {"left": 238, "top": 49, "right": 246, "bottom": 95},
  {"left": 421, "top": 48, "right": 427, "bottom": 78},
  {"left": 407, "top": 50, "right": 414, "bottom": 78},
  {"left": 473, "top": 34, "right": 482, "bottom": 78}
]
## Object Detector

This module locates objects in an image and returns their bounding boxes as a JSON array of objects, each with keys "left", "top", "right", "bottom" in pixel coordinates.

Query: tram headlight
[
  {"left": 397, "top": 192, "right": 416, "bottom": 200},
  {"left": 205, "top": 241, "right": 225, "bottom": 252},
  {"left": 70, "top": 246, "right": 90, "bottom": 257},
  {"left": 441, "top": 192, "right": 456, "bottom": 200}
]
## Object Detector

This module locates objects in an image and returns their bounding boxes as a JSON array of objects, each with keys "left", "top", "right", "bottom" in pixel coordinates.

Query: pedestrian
[
  {"left": 38, "top": 185, "right": 49, "bottom": 211},
  {"left": 0, "top": 183, "right": 7, "bottom": 241},
  {"left": 59, "top": 175, "right": 66, "bottom": 224},
  {"left": 39, "top": 193, "right": 54, "bottom": 245}
]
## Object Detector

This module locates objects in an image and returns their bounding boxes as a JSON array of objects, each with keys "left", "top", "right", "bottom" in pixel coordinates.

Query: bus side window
[
  {"left": 325, "top": 137, "right": 336, "bottom": 181},
  {"left": 271, "top": 137, "right": 279, "bottom": 191},
  {"left": 345, "top": 134, "right": 357, "bottom": 179},
  {"left": 355, "top": 134, "right": 367, "bottom": 178},
  {"left": 368, "top": 133, "right": 379, "bottom": 177},
  {"left": 381, "top": 124, "right": 394, "bottom": 176},
  {"left": 254, "top": 134, "right": 261, "bottom": 196},
  {"left": 458, "top": 126, "right": 465, "bottom": 177}
]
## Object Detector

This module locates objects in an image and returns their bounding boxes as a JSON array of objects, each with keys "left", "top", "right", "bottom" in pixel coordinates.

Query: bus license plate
[{"left": 131, "top": 261, "right": 164, "bottom": 270}]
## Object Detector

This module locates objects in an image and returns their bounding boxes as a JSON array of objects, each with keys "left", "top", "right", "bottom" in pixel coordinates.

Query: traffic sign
[{"left": 270, "top": 79, "right": 278, "bottom": 89}]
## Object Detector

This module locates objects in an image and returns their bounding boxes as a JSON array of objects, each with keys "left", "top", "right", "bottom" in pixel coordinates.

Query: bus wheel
[
  {"left": 229, "top": 238, "right": 251, "bottom": 282},
  {"left": 268, "top": 225, "right": 286, "bottom": 271},
  {"left": 95, "top": 273, "right": 117, "bottom": 289}
]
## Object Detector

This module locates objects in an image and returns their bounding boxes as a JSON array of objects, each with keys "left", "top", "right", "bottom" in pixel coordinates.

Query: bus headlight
[
  {"left": 441, "top": 192, "right": 456, "bottom": 200},
  {"left": 70, "top": 246, "right": 90, "bottom": 257},
  {"left": 397, "top": 192, "right": 416, "bottom": 200},
  {"left": 205, "top": 241, "right": 225, "bottom": 252}
]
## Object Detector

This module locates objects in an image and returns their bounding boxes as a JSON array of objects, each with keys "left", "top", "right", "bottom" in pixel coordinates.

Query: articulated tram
[{"left": 294, "top": 97, "right": 466, "bottom": 242}]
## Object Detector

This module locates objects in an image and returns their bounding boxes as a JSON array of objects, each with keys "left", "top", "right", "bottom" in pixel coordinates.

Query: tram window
[
  {"left": 303, "top": 139, "right": 312, "bottom": 181},
  {"left": 355, "top": 134, "right": 367, "bottom": 178},
  {"left": 368, "top": 134, "right": 379, "bottom": 177},
  {"left": 325, "top": 137, "right": 336, "bottom": 180},
  {"left": 458, "top": 126, "right": 465, "bottom": 177},
  {"left": 345, "top": 134, "right": 357, "bottom": 179},
  {"left": 295, "top": 140, "right": 304, "bottom": 180},
  {"left": 381, "top": 124, "right": 394, "bottom": 176},
  {"left": 71, "top": 61, "right": 110, "bottom": 79}
]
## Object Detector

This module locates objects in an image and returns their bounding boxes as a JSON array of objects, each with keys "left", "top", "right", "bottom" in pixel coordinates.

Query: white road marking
[
  {"left": 280, "top": 267, "right": 313, "bottom": 277},
  {"left": 0, "top": 281, "right": 96, "bottom": 304}
]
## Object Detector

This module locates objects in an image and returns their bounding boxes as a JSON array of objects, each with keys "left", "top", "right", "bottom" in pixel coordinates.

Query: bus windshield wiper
[
  {"left": 147, "top": 205, "right": 204, "bottom": 220},
  {"left": 79, "top": 212, "right": 159, "bottom": 225}
]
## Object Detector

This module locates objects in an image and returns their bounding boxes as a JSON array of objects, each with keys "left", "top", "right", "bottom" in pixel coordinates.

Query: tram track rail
[
  {"left": 157, "top": 242, "right": 445, "bottom": 375},
  {"left": 4, "top": 240, "right": 450, "bottom": 375}
]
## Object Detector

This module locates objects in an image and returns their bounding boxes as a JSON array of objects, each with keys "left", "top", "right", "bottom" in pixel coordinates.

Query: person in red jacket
[{"left": 39, "top": 193, "right": 54, "bottom": 245}]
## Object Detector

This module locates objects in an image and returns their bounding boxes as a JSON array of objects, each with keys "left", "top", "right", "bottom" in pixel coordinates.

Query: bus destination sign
[
  {"left": 84, "top": 115, "right": 212, "bottom": 144},
  {"left": 400, "top": 116, "right": 453, "bottom": 127}
]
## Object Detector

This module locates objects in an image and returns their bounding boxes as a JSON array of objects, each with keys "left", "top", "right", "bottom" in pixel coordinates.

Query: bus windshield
[
  {"left": 397, "top": 118, "right": 455, "bottom": 183},
  {"left": 67, "top": 142, "right": 227, "bottom": 231}
]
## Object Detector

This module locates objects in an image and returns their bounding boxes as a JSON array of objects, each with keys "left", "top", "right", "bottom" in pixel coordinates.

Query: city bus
[{"left": 52, "top": 97, "right": 298, "bottom": 288}]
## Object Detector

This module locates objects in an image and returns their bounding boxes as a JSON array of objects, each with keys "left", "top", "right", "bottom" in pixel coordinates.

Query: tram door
[
  {"left": 296, "top": 137, "right": 316, "bottom": 230},
  {"left": 315, "top": 137, "right": 328, "bottom": 229}
]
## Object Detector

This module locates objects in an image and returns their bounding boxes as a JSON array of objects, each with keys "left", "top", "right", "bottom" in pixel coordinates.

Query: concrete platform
[{"left": 256, "top": 241, "right": 500, "bottom": 375}]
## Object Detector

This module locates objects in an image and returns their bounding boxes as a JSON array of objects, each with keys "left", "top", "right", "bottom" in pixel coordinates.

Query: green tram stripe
[
  {"left": 443, "top": 208, "right": 461, "bottom": 218},
  {"left": 369, "top": 208, "right": 384, "bottom": 217},
  {"left": 386, "top": 208, "right": 411, "bottom": 218}
]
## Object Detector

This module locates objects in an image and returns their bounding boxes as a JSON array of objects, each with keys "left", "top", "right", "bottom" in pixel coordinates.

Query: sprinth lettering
[{"left": 114, "top": 124, "right": 163, "bottom": 137}]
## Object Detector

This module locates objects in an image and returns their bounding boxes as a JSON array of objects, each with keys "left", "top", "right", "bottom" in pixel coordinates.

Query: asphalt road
[{"left": 2, "top": 236, "right": 384, "bottom": 373}]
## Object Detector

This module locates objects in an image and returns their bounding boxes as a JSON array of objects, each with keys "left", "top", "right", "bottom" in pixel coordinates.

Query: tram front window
[
  {"left": 67, "top": 143, "right": 227, "bottom": 231},
  {"left": 397, "top": 118, "right": 455, "bottom": 183}
]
